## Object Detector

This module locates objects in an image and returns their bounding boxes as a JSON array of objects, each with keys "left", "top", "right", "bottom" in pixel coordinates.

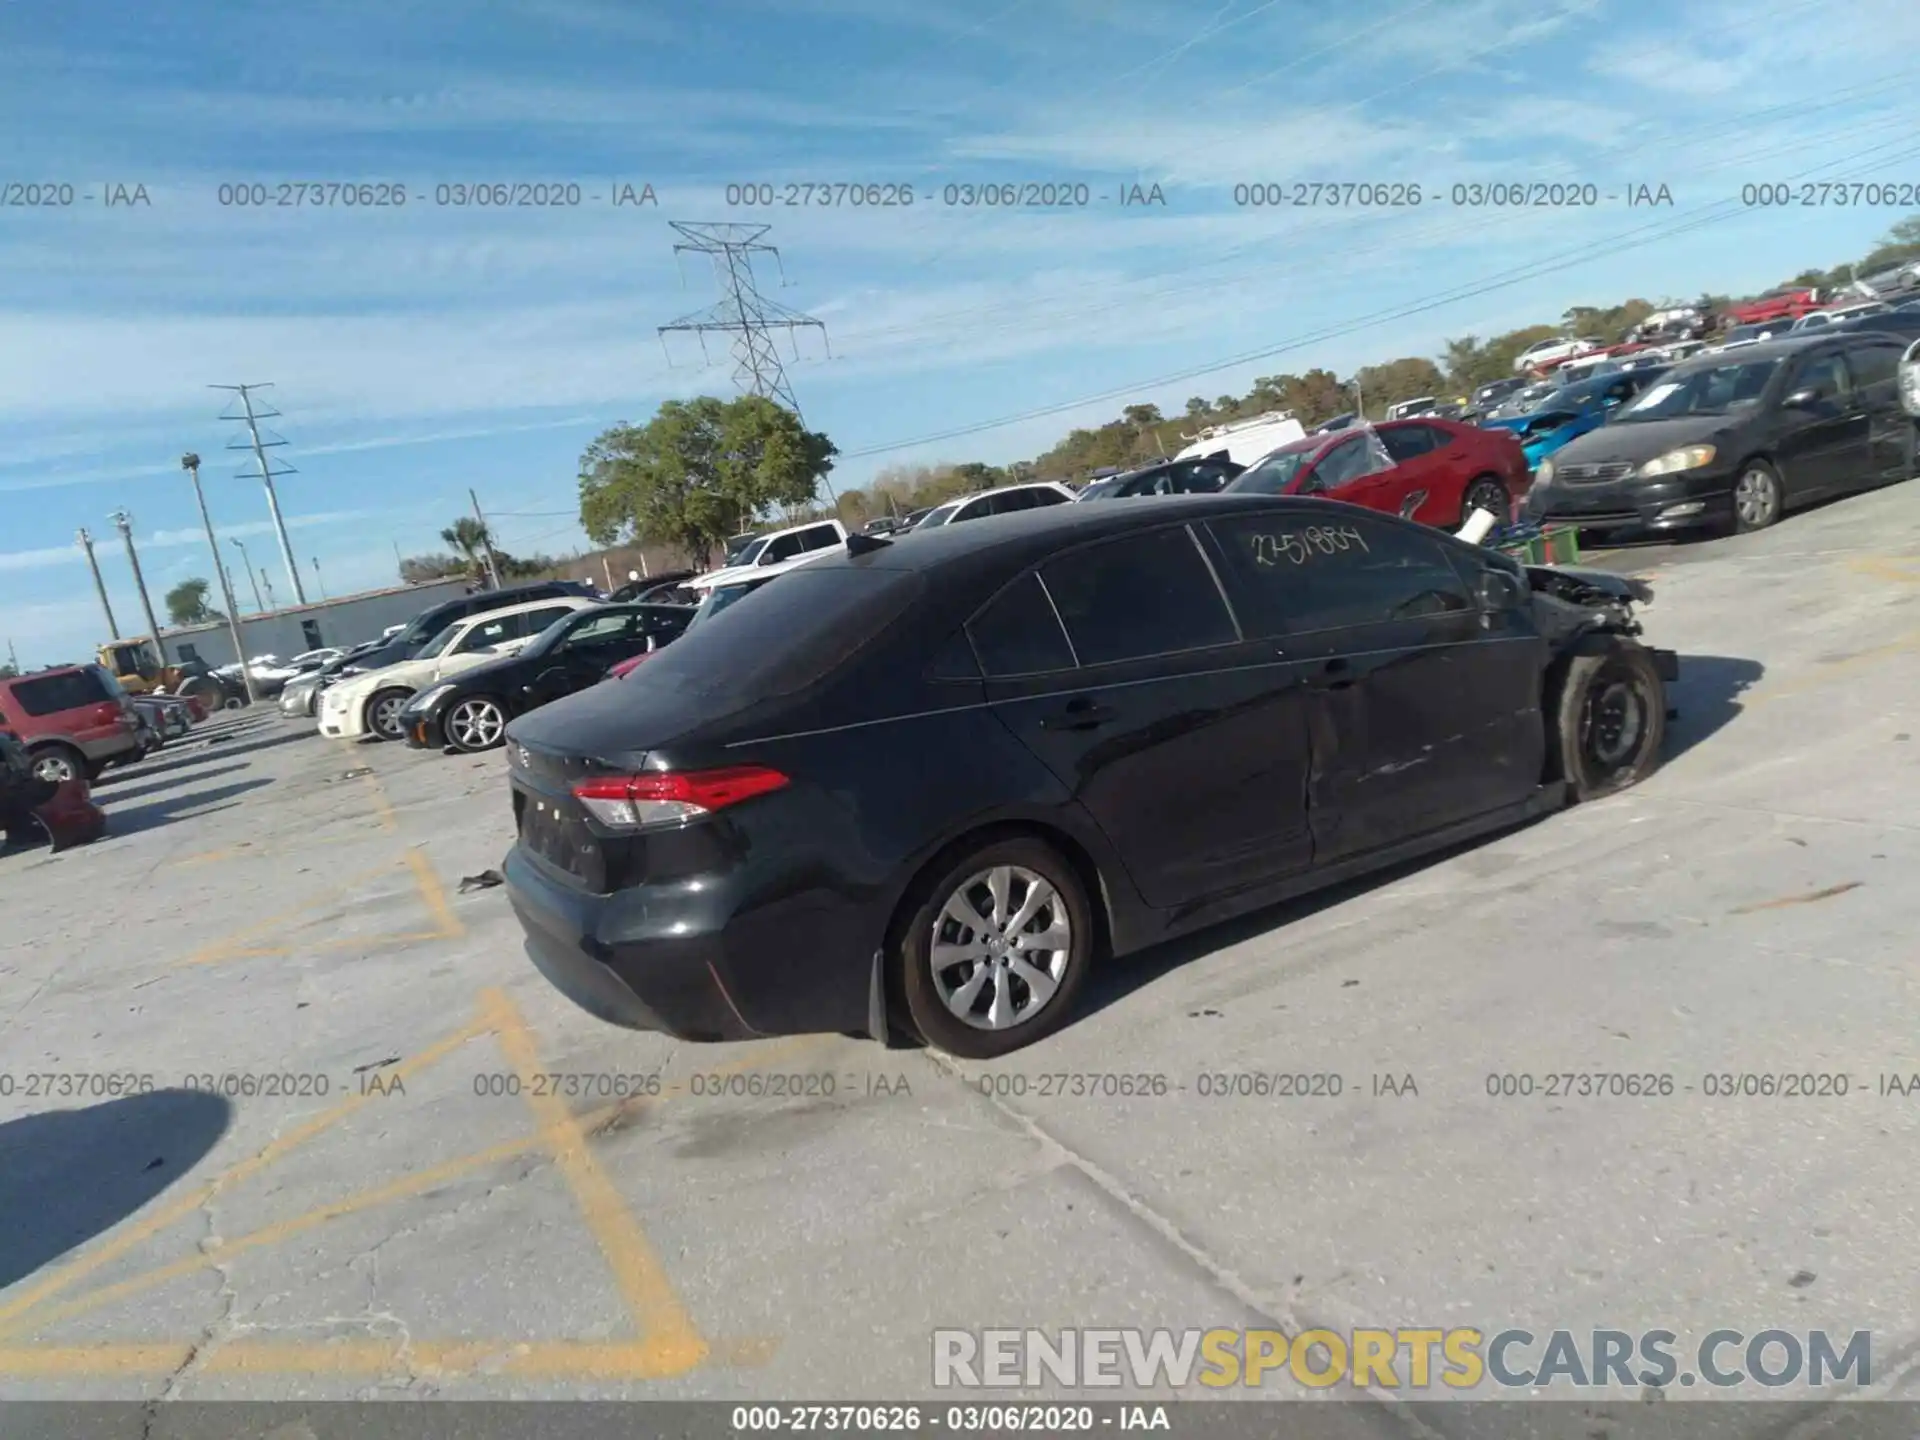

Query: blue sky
[{"left": 3, "top": 0, "right": 1918, "bottom": 664}]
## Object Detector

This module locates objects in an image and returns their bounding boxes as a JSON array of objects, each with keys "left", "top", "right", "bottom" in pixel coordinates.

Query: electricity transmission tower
[
  {"left": 211, "top": 383, "right": 308, "bottom": 605},
  {"left": 658, "top": 222, "right": 827, "bottom": 419}
]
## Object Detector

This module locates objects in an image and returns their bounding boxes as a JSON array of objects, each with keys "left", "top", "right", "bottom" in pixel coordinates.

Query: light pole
[
  {"left": 182, "top": 452, "right": 257, "bottom": 704},
  {"left": 229, "top": 538, "right": 266, "bottom": 612},
  {"left": 311, "top": 556, "right": 327, "bottom": 600}
]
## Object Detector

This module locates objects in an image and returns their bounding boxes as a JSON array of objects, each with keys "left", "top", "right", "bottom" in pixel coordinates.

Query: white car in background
[
  {"left": 1513, "top": 337, "right": 1601, "bottom": 373},
  {"left": 318, "top": 596, "right": 595, "bottom": 741},
  {"left": 906, "top": 481, "right": 1079, "bottom": 531}
]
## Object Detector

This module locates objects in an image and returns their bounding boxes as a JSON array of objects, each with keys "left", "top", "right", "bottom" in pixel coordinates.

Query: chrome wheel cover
[
  {"left": 929, "top": 864, "right": 1073, "bottom": 1031},
  {"left": 1734, "top": 468, "right": 1777, "bottom": 527},
  {"left": 369, "top": 693, "right": 407, "bottom": 738}
]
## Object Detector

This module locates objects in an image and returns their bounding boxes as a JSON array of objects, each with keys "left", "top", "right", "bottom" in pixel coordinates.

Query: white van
[{"left": 1172, "top": 410, "right": 1306, "bottom": 467}]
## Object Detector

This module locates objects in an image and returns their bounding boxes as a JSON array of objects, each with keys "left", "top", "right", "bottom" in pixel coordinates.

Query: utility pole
[
  {"left": 109, "top": 510, "right": 165, "bottom": 669},
  {"left": 77, "top": 527, "right": 120, "bottom": 639},
  {"left": 182, "top": 452, "right": 257, "bottom": 703},
  {"left": 211, "top": 383, "right": 308, "bottom": 605},
  {"left": 261, "top": 570, "right": 276, "bottom": 609},
  {"left": 659, "top": 221, "right": 838, "bottom": 510},
  {"left": 229, "top": 537, "right": 266, "bottom": 612},
  {"left": 468, "top": 488, "right": 502, "bottom": 590},
  {"left": 311, "top": 557, "right": 327, "bottom": 600}
]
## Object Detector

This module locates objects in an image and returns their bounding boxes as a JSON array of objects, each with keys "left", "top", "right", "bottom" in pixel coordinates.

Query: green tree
[
  {"left": 578, "top": 396, "right": 837, "bottom": 566},
  {"left": 164, "top": 577, "right": 222, "bottom": 625},
  {"left": 440, "top": 518, "right": 493, "bottom": 568}
]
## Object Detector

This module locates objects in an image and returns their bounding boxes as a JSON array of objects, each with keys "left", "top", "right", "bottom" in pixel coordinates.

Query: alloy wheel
[
  {"left": 369, "top": 693, "right": 408, "bottom": 740},
  {"left": 1734, "top": 468, "right": 1779, "bottom": 529},
  {"left": 1464, "top": 479, "right": 1511, "bottom": 525},
  {"left": 30, "top": 752, "right": 77, "bottom": 784},
  {"left": 447, "top": 697, "right": 506, "bottom": 751},
  {"left": 928, "top": 864, "right": 1073, "bottom": 1031}
]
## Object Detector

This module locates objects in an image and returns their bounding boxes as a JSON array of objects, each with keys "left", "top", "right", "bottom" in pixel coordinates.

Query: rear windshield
[
  {"left": 635, "top": 568, "right": 924, "bottom": 699},
  {"left": 10, "top": 667, "right": 111, "bottom": 715}
]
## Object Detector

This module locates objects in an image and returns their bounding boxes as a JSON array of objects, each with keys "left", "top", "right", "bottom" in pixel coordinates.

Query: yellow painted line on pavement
[
  {"left": 407, "top": 845, "right": 464, "bottom": 938},
  {"left": 14, "top": 1033, "right": 824, "bottom": 1339},
  {"left": 480, "top": 986, "right": 708, "bottom": 1375},
  {"left": 0, "top": 1015, "right": 491, "bottom": 1336}
]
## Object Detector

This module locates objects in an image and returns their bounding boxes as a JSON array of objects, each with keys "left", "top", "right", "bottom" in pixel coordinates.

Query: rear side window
[
  {"left": 1025, "top": 487, "right": 1071, "bottom": 507},
  {"left": 638, "top": 569, "right": 925, "bottom": 698},
  {"left": 9, "top": 668, "right": 110, "bottom": 715},
  {"left": 1039, "top": 525, "right": 1237, "bottom": 666},
  {"left": 1846, "top": 341, "right": 1902, "bottom": 388},
  {"left": 969, "top": 573, "right": 1075, "bottom": 676},
  {"left": 1203, "top": 513, "right": 1471, "bottom": 638},
  {"left": 989, "top": 489, "right": 1035, "bottom": 514},
  {"left": 519, "top": 605, "right": 578, "bottom": 634}
]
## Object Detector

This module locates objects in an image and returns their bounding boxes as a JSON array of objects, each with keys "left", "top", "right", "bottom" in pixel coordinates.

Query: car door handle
[
  {"left": 1039, "top": 700, "right": 1117, "bottom": 731},
  {"left": 1306, "top": 657, "right": 1356, "bottom": 691}
]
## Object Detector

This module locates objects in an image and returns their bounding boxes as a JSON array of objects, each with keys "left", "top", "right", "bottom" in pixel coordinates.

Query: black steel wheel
[{"left": 1552, "top": 643, "right": 1667, "bottom": 802}]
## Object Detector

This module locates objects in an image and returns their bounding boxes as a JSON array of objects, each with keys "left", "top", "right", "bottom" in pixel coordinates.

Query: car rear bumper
[
  {"left": 505, "top": 847, "right": 763, "bottom": 1042},
  {"left": 503, "top": 830, "right": 880, "bottom": 1043}
]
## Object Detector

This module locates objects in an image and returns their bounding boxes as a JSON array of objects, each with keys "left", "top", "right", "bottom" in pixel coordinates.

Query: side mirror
[{"left": 1476, "top": 570, "right": 1523, "bottom": 611}]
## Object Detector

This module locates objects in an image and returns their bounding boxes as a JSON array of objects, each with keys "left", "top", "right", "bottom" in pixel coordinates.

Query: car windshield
[
  {"left": 916, "top": 502, "right": 961, "bottom": 528},
  {"left": 1228, "top": 446, "right": 1317, "bottom": 494},
  {"left": 415, "top": 623, "right": 463, "bottom": 659},
  {"left": 1617, "top": 358, "right": 1780, "bottom": 419},
  {"left": 734, "top": 536, "right": 770, "bottom": 565},
  {"left": 521, "top": 608, "right": 596, "bottom": 659},
  {"left": 1076, "top": 478, "right": 1127, "bottom": 501}
]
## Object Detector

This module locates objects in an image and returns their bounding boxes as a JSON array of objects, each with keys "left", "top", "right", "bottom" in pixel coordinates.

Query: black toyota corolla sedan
[
  {"left": 502, "top": 496, "right": 1676, "bottom": 1058},
  {"left": 399, "top": 602, "right": 694, "bottom": 753}
]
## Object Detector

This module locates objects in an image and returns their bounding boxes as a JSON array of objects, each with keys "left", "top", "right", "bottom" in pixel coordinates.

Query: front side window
[
  {"left": 1789, "top": 353, "right": 1849, "bottom": 402},
  {"left": 1203, "top": 513, "right": 1472, "bottom": 639},
  {"left": 1038, "top": 525, "right": 1237, "bottom": 666}
]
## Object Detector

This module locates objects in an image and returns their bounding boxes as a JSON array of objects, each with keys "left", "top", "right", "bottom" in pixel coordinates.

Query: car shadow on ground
[
  {"left": 0, "top": 1088, "right": 231, "bottom": 1289},
  {"left": 1075, "top": 654, "right": 1764, "bottom": 1028},
  {"left": 1664, "top": 653, "right": 1766, "bottom": 763},
  {"left": 98, "top": 761, "right": 253, "bottom": 807},
  {"left": 96, "top": 723, "right": 317, "bottom": 786},
  {"left": 103, "top": 778, "right": 275, "bottom": 837}
]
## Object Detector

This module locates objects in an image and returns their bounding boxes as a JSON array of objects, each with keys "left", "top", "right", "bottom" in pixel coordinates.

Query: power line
[{"left": 844, "top": 129, "right": 1920, "bottom": 458}]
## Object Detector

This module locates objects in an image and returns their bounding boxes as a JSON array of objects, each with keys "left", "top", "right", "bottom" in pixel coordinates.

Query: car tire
[
  {"left": 1551, "top": 642, "right": 1667, "bottom": 803},
  {"left": 27, "top": 745, "right": 84, "bottom": 786},
  {"left": 1460, "top": 474, "right": 1513, "bottom": 529},
  {"left": 895, "top": 836, "right": 1095, "bottom": 1060},
  {"left": 1731, "top": 460, "right": 1783, "bottom": 533},
  {"left": 443, "top": 695, "right": 509, "bottom": 753},
  {"left": 364, "top": 688, "right": 412, "bottom": 742}
]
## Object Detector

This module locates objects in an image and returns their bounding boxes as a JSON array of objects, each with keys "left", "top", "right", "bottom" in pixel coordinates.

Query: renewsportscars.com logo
[{"left": 931, "top": 1328, "right": 1872, "bottom": 1392}]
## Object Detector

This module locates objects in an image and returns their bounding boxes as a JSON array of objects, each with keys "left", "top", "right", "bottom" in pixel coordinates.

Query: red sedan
[{"left": 1224, "top": 417, "right": 1529, "bottom": 529}]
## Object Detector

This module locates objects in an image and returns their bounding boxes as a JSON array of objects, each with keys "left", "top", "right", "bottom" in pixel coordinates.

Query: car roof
[
  {"left": 796, "top": 494, "right": 1395, "bottom": 583},
  {"left": 449, "top": 595, "right": 591, "bottom": 628},
  {"left": 1672, "top": 332, "right": 1838, "bottom": 367}
]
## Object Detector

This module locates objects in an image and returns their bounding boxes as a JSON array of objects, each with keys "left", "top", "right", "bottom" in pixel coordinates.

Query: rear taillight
[{"left": 571, "top": 765, "right": 789, "bottom": 830}]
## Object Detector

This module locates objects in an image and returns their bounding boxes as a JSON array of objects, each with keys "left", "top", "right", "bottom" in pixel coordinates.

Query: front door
[
  {"left": 1200, "top": 510, "right": 1521, "bottom": 864},
  {"left": 971, "top": 526, "right": 1314, "bottom": 909}
]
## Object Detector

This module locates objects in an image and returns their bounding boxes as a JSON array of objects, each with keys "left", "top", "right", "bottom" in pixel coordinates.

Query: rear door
[
  {"left": 973, "top": 523, "right": 1315, "bottom": 907},
  {"left": 1840, "top": 337, "right": 1914, "bottom": 485}
]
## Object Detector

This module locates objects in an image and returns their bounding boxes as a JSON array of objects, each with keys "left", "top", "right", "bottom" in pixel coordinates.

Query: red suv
[
  {"left": 0, "top": 663, "right": 141, "bottom": 784},
  {"left": 1225, "top": 417, "right": 1528, "bottom": 529}
]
